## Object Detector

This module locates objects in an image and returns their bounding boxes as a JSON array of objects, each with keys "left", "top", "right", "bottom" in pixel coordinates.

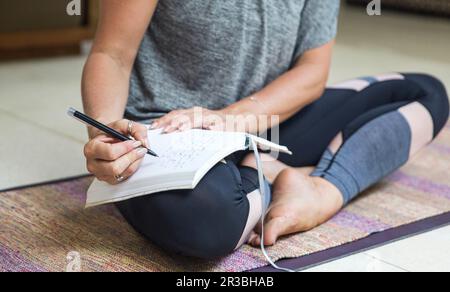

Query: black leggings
[{"left": 117, "top": 73, "right": 449, "bottom": 259}]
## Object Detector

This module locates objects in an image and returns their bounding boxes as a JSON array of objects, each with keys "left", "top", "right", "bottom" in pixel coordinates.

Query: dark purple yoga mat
[{"left": 250, "top": 212, "right": 450, "bottom": 272}]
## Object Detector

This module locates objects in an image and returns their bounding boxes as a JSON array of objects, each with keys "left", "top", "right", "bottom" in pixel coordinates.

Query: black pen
[{"left": 67, "top": 107, "right": 158, "bottom": 157}]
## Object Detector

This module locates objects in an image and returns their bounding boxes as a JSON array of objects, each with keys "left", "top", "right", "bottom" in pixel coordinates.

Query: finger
[
  {"left": 101, "top": 155, "right": 144, "bottom": 185},
  {"left": 164, "top": 115, "right": 192, "bottom": 133},
  {"left": 95, "top": 134, "right": 120, "bottom": 144},
  {"left": 130, "top": 123, "right": 149, "bottom": 148},
  {"left": 163, "top": 120, "right": 183, "bottom": 134},
  {"left": 203, "top": 114, "right": 225, "bottom": 131},
  {"left": 97, "top": 173, "right": 125, "bottom": 186},
  {"left": 95, "top": 147, "right": 147, "bottom": 179},
  {"left": 88, "top": 139, "right": 142, "bottom": 161},
  {"left": 120, "top": 156, "right": 145, "bottom": 179},
  {"left": 191, "top": 111, "right": 208, "bottom": 129},
  {"left": 106, "top": 119, "right": 135, "bottom": 134},
  {"left": 178, "top": 120, "right": 194, "bottom": 132},
  {"left": 111, "top": 120, "right": 149, "bottom": 147},
  {"left": 154, "top": 111, "right": 180, "bottom": 129},
  {"left": 113, "top": 147, "right": 147, "bottom": 176},
  {"left": 178, "top": 109, "right": 211, "bottom": 131},
  {"left": 101, "top": 176, "right": 122, "bottom": 186},
  {"left": 207, "top": 123, "right": 226, "bottom": 132},
  {"left": 96, "top": 175, "right": 110, "bottom": 182}
]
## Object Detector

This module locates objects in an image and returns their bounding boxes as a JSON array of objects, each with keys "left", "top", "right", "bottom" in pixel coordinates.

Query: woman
[{"left": 82, "top": 0, "right": 449, "bottom": 259}]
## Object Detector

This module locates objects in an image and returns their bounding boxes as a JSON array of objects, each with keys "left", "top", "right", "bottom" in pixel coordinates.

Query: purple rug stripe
[
  {"left": 251, "top": 211, "right": 450, "bottom": 272},
  {"left": 330, "top": 210, "right": 392, "bottom": 233},
  {"left": 54, "top": 180, "right": 89, "bottom": 203},
  {"left": 219, "top": 251, "right": 267, "bottom": 272},
  {"left": 0, "top": 244, "right": 47, "bottom": 272},
  {"left": 389, "top": 172, "right": 450, "bottom": 200}
]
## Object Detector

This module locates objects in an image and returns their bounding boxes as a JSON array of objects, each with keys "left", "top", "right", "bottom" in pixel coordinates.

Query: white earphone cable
[{"left": 250, "top": 138, "right": 296, "bottom": 273}]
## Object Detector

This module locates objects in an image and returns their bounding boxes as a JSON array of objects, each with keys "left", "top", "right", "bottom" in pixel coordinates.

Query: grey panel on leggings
[{"left": 312, "top": 111, "right": 412, "bottom": 204}]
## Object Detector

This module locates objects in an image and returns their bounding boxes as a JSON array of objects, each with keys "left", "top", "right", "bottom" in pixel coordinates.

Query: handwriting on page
[
  {"left": 157, "top": 136, "right": 215, "bottom": 169},
  {"left": 143, "top": 130, "right": 234, "bottom": 171}
]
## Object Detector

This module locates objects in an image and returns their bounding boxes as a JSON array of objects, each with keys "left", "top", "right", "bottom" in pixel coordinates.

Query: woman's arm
[
  {"left": 82, "top": 0, "right": 159, "bottom": 185},
  {"left": 82, "top": 0, "right": 158, "bottom": 138},
  {"left": 155, "top": 41, "right": 334, "bottom": 134},
  {"left": 224, "top": 41, "right": 334, "bottom": 125}
]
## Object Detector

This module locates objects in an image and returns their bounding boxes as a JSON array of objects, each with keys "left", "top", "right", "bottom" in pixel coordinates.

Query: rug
[{"left": 1, "top": 122, "right": 450, "bottom": 272}]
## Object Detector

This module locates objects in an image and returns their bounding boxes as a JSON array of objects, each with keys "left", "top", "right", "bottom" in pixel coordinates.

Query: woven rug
[{"left": 1, "top": 122, "right": 450, "bottom": 272}]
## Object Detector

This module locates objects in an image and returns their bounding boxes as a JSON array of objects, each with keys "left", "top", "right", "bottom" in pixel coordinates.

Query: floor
[{"left": 1, "top": 4, "right": 449, "bottom": 272}]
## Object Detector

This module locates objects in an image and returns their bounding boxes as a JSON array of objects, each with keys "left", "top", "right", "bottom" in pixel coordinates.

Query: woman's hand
[
  {"left": 152, "top": 107, "right": 222, "bottom": 133},
  {"left": 152, "top": 107, "right": 260, "bottom": 134},
  {"left": 84, "top": 119, "right": 149, "bottom": 185}
]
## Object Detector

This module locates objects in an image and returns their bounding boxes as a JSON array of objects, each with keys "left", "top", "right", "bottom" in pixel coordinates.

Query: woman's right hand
[{"left": 84, "top": 119, "right": 149, "bottom": 185}]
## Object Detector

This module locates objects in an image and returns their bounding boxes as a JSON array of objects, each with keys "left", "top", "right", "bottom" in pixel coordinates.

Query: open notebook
[{"left": 86, "top": 129, "right": 291, "bottom": 207}]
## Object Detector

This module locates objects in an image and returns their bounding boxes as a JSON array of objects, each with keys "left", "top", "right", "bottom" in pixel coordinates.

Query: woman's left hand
[{"left": 151, "top": 107, "right": 229, "bottom": 133}]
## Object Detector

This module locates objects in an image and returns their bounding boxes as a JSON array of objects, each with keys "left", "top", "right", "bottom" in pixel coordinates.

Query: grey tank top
[{"left": 125, "top": 0, "right": 339, "bottom": 121}]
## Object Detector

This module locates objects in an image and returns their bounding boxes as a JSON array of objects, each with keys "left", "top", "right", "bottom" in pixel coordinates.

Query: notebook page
[
  {"left": 143, "top": 129, "right": 246, "bottom": 173},
  {"left": 86, "top": 129, "right": 247, "bottom": 207}
]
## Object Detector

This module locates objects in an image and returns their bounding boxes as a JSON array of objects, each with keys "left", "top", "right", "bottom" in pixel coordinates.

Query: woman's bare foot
[
  {"left": 249, "top": 168, "right": 344, "bottom": 247},
  {"left": 240, "top": 153, "right": 314, "bottom": 184}
]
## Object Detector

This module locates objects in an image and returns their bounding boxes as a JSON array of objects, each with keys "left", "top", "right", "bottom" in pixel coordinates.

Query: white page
[
  {"left": 86, "top": 130, "right": 247, "bottom": 207},
  {"left": 86, "top": 129, "right": 292, "bottom": 207}
]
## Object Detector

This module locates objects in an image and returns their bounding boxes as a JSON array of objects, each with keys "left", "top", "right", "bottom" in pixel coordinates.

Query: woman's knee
[
  {"left": 406, "top": 73, "right": 449, "bottom": 135},
  {"left": 117, "top": 162, "right": 250, "bottom": 259}
]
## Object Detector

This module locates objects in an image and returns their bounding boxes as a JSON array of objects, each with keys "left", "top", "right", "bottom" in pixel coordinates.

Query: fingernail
[
  {"left": 136, "top": 148, "right": 147, "bottom": 157},
  {"left": 141, "top": 139, "right": 149, "bottom": 148},
  {"left": 132, "top": 141, "right": 142, "bottom": 148}
]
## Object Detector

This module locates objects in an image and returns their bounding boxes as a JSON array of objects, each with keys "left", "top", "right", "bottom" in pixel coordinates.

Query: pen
[{"left": 67, "top": 107, "right": 158, "bottom": 157}]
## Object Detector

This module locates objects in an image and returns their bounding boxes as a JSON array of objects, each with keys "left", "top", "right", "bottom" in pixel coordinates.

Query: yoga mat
[{"left": 1, "top": 122, "right": 450, "bottom": 272}]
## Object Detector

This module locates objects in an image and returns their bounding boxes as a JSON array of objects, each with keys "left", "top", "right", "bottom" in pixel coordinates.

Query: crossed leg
[
  {"left": 116, "top": 73, "right": 448, "bottom": 259},
  {"left": 243, "top": 73, "right": 449, "bottom": 246}
]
